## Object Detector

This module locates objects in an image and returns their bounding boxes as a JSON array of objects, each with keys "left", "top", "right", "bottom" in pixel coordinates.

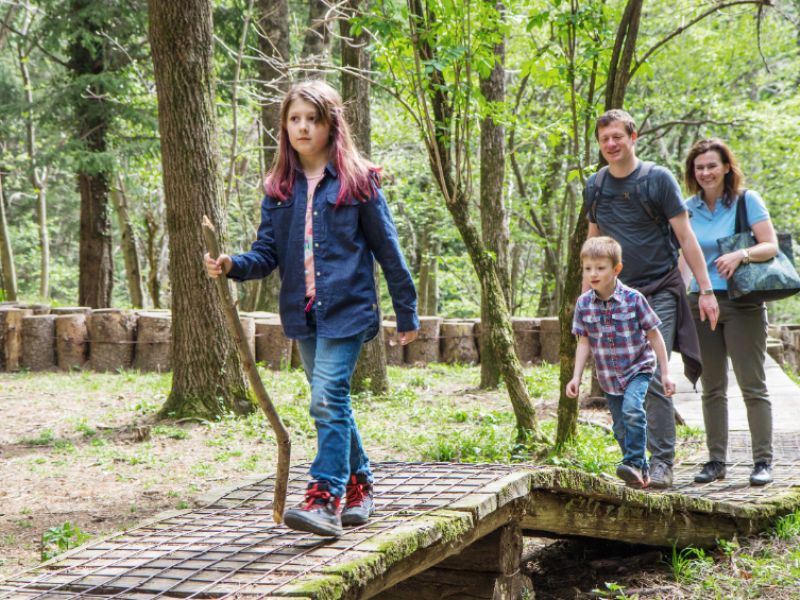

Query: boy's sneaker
[
  {"left": 283, "top": 481, "right": 342, "bottom": 537},
  {"left": 616, "top": 461, "right": 649, "bottom": 489},
  {"left": 341, "top": 473, "right": 375, "bottom": 526}
]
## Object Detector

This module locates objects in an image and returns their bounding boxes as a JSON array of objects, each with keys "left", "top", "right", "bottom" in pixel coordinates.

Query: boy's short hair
[
  {"left": 594, "top": 109, "right": 636, "bottom": 140},
  {"left": 580, "top": 237, "right": 622, "bottom": 267}
]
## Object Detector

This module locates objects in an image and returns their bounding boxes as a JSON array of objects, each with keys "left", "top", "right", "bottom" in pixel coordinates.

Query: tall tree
[
  {"left": 478, "top": 0, "right": 510, "bottom": 388},
  {"left": 111, "top": 176, "right": 146, "bottom": 308},
  {"left": 149, "top": 0, "right": 256, "bottom": 419},
  {"left": 68, "top": 0, "right": 114, "bottom": 308},
  {"left": 0, "top": 5, "right": 19, "bottom": 302},
  {"left": 341, "top": 0, "right": 391, "bottom": 395},
  {"left": 254, "top": 0, "right": 290, "bottom": 313},
  {"left": 301, "top": 0, "right": 334, "bottom": 79}
]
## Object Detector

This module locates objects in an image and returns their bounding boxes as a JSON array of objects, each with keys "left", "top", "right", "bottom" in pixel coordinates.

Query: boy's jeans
[
  {"left": 296, "top": 307, "right": 373, "bottom": 499},
  {"left": 605, "top": 373, "right": 652, "bottom": 469}
]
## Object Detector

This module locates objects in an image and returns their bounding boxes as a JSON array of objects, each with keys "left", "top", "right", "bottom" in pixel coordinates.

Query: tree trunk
[
  {"left": 301, "top": 0, "right": 333, "bottom": 79},
  {"left": 479, "top": 0, "right": 510, "bottom": 389},
  {"left": 70, "top": 0, "right": 114, "bottom": 309},
  {"left": 342, "top": 3, "right": 389, "bottom": 395},
  {"left": 0, "top": 170, "right": 18, "bottom": 302},
  {"left": 556, "top": 0, "right": 643, "bottom": 444},
  {"left": 149, "top": 0, "right": 256, "bottom": 419},
  {"left": 145, "top": 209, "right": 162, "bottom": 308},
  {"left": 111, "top": 177, "right": 146, "bottom": 308}
]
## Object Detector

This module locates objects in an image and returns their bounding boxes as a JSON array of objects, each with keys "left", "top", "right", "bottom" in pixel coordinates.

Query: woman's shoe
[
  {"left": 749, "top": 462, "right": 773, "bottom": 486},
  {"left": 694, "top": 461, "right": 726, "bottom": 483}
]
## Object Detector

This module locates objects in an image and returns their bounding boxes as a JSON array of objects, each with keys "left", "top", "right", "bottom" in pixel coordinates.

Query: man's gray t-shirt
[{"left": 584, "top": 160, "right": 687, "bottom": 288}]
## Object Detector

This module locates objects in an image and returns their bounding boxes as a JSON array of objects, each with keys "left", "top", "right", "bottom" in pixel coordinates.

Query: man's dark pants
[{"left": 645, "top": 289, "right": 678, "bottom": 467}]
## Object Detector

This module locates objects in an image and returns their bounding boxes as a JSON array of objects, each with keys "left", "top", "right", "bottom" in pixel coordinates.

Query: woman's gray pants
[{"left": 689, "top": 293, "right": 773, "bottom": 464}]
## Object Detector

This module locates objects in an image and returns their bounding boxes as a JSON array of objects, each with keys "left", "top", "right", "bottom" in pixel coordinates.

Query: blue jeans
[
  {"left": 605, "top": 373, "right": 652, "bottom": 469},
  {"left": 296, "top": 307, "right": 373, "bottom": 498}
]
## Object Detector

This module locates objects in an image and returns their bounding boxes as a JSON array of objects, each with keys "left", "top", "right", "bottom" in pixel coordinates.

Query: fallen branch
[{"left": 202, "top": 216, "right": 291, "bottom": 524}]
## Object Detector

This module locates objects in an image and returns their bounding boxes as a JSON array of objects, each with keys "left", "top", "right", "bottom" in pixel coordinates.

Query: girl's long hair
[
  {"left": 684, "top": 138, "right": 744, "bottom": 208},
  {"left": 264, "top": 81, "right": 382, "bottom": 206}
]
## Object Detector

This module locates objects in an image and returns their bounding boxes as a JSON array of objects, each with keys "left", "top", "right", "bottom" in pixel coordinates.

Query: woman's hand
[
  {"left": 398, "top": 330, "right": 418, "bottom": 345},
  {"left": 204, "top": 253, "right": 232, "bottom": 278},
  {"left": 714, "top": 251, "right": 745, "bottom": 280}
]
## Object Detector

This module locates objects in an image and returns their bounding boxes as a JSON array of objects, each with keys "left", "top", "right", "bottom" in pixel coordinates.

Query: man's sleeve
[
  {"left": 653, "top": 167, "right": 688, "bottom": 221},
  {"left": 636, "top": 294, "right": 662, "bottom": 332}
]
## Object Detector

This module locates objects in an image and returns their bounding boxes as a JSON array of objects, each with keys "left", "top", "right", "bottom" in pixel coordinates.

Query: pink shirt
[{"left": 303, "top": 173, "right": 325, "bottom": 297}]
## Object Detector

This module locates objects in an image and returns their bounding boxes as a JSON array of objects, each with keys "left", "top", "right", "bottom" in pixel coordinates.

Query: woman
[{"left": 680, "top": 138, "right": 778, "bottom": 486}]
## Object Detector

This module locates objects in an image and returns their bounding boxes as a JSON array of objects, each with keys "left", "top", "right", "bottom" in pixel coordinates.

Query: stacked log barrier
[
  {"left": 2, "top": 307, "right": 32, "bottom": 371},
  {"left": 14, "top": 303, "right": 50, "bottom": 315},
  {"left": 255, "top": 319, "right": 293, "bottom": 370},
  {"left": 21, "top": 315, "right": 57, "bottom": 371},
  {"left": 89, "top": 309, "right": 138, "bottom": 372},
  {"left": 135, "top": 312, "right": 172, "bottom": 373},
  {"left": 539, "top": 317, "right": 560, "bottom": 365},
  {"left": 382, "top": 321, "right": 403, "bottom": 366},
  {"left": 511, "top": 317, "right": 540, "bottom": 365},
  {"left": 440, "top": 322, "right": 479, "bottom": 365},
  {"left": 55, "top": 314, "right": 90, "bottom": 370},
  {"left": 404, "top": 316, "right": 442, "bottom": 366}
]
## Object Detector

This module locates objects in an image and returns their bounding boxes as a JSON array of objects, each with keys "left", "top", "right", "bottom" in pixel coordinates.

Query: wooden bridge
[{"left": 2, "top": 453, "right": 799, "bottom": 600}]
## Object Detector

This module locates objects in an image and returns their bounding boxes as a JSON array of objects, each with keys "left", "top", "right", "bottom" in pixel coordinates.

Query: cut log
[
  {"left": 55, "top": 314, "right": 90, "bottom": 370},
  {"left": 135, "top": 313, "right": 173, "bottom": 373},
  {"left": 438, "top": 522, "right": 523, "bottom": 575},
  {"left": 382, "top": 321, "right": 403, "bottom": 366},
  {"left": 766, "top": 338, "right": 784, "bottom": 367},
  {"left": 89, "top": 309, "right": 138, "bottom": 372},
  {"left": 21, "top": 315, "right": 57, "bottom": 371},
  {"left": 404, "top": 316, "right": 442, "bottom": 366},
  {"left": 539, "top": 317, "right": 560, "bottom": 365},
  {"left": 511, "top": 317, "right": 540, "bottom": 365},
  {"left": 2, "top": 308, "right": 33, "bottom": 371},
  {"left": 50, "top": 307, "right": 92, "bottom": 316},
  {"left": 255, "top": 319, "right": 293, "bottom": 370},
  {"left": 240, "top": 315, "right": 256, "bottom": 362},
  {"left": 440, "top": 322, "right": 479, "bottom": 365},
  {"left": 14, "top": 303, "right": 50, "bottom": 315}
]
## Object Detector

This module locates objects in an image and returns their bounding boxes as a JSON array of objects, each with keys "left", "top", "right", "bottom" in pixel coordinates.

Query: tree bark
[
  {"left": 111, "top": 177, "right": 146, "bottom": 308},
  {"left": 301, "top": 0, "right": 334, "bottom": 79},
  {"left": 149, "top": 0, "right": 256, "bottom": 419},
  {"left": 556, "top": 0, "right": 642, "bottom": 444},
  {"left": 342, "top": 2, "right": 390, "bottom": 395},
  {"left": 70, "top": 0, "right": 114, "bottom": 309},
  {"left": 479, "top": 0, "right": 510, "bottom": 389},
  {"left": 0, "top": 170, "right": 17, "bottom": 302}
]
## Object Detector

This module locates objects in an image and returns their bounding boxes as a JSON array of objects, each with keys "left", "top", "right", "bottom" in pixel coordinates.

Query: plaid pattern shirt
[{"left": 572, "top": 280, "right": 662, "bottom": 396}]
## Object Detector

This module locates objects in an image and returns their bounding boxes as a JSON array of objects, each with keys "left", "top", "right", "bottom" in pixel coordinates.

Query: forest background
[{"left": 0, "top": 0, "right": 799, "bottom": 431}]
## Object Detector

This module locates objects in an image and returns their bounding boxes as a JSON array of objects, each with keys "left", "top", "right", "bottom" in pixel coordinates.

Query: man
[{"left": 584, "top": 109, "right": 719, "bottom": 489}]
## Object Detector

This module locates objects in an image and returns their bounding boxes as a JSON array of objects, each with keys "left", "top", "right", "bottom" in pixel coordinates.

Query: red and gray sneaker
[
  {"left": 341, "top": 473, "right": 375, "bottom": 526},
  {"left": 283, "top": 481, "right": 342, "bottom": 537}
]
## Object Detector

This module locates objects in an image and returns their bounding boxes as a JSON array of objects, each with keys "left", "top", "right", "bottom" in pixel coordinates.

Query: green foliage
[
  {"left": 41, "top": 522, "right": 92, "bottom": 561},
  {"left": 667, "top": 545, "right": 712, "bottom": 584},
  {"left": 772, "top": 509, "right": 800, "bottom": 541},
  {"left": 18, "top": 429, "right": 55, "bottom": 445}
]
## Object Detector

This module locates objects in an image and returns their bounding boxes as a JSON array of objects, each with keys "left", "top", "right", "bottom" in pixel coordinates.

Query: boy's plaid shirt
[{"left": 572, "top": 280, "right": 662, "bottom": 396}]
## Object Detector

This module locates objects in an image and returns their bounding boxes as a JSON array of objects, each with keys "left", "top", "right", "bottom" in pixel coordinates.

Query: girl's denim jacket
[{"left": 228, "top": 164, "right": 419, "bottom": 341}]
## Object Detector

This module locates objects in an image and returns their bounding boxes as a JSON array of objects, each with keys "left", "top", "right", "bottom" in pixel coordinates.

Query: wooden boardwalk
[{"left": 2, "top": 457, "right": 800, "bottom": 600}]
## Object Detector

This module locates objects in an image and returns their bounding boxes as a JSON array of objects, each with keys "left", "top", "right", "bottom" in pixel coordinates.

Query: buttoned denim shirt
[{"left": 227, "top": 164, "right": 420, "bottom": 341}]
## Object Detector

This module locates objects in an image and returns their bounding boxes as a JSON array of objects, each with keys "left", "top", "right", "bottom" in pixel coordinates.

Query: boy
[{"left": 567, "top": 237, "right": 677, "bottom": 489}]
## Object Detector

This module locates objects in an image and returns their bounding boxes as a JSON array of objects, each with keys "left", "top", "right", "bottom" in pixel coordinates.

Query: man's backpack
[{"left": 587, "top": 161, "right": 679, "bottom": 268}]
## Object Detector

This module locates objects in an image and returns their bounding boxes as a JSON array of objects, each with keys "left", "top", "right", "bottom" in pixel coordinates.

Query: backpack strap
[
  {"left": 734, "top": 189, "right": 750, "bottom": 235},
  {"left": 588, "top": 166, "right": 609, "bottom": 223},
  {"left": 634, "top": 161, "right": 679, "bottom": 268}
]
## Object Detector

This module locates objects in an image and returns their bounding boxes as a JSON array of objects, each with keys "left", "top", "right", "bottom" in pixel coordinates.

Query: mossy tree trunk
[
  {"left": 149, "top": 0, "right": 256, "bottom": 420},
  {"left": 556, "top": 0, "right": 642, "bottom": 444},
  {"left": 342, "top": 0, "right": 390, "bottom": 395}
]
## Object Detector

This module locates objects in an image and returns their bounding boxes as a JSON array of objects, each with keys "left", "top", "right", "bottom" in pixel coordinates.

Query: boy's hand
[
  {"left": 204, "top": 253, "right": 232, "bottom": 278},
  {"left": 398, "top": 330, "right": 418, "bottom": 345},
  {"left": 566, "top": 377, "right": 581, "bottom": 398},
  {"left": 662, "top": 373, "right": 677, "bottom": 397}
]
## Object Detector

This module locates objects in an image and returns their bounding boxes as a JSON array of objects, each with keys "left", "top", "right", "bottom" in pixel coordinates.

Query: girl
[{"left": 205, "top": 81, "right": 419, "bottom": 537}]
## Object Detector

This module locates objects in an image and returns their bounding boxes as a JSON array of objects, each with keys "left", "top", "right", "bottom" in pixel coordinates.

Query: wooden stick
[{"left": 202, "top": 216, "right": 291, "bottom": 523}]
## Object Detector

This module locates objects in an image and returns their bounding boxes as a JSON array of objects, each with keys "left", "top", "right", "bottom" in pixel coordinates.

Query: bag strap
[
  {"left": 734, "top": 189, "right": 749, "bottom": 235},
  {"left": 589, "top": 166, "right": 609, "bottom": 223},
  {"left": 634, "top": 161, "right": 678, "bottom": 268}
]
